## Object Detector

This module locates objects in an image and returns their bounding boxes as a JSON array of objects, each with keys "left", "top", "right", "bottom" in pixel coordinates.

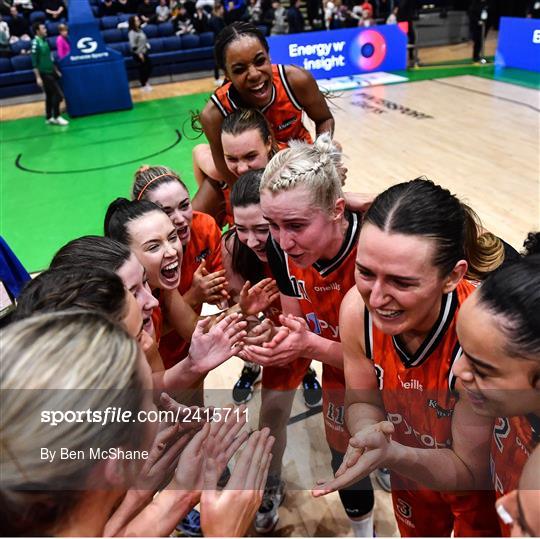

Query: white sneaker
[
  {"left": 142, "top": 84, "right": 153, "bottom": 92},
  {"left": 54, "top": 116, "right": 69, "bottom": 125},
  {"left": 46, "top": 118, "right": 56, "bottom": 124},
  {"left": 255, "top": 480, "right": 286, "bottom": 533},
  {"left": 214, "top": 78, "right": 224, "bottom": 87}
]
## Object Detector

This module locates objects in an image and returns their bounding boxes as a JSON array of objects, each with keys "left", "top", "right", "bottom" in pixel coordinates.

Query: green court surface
[
  {"left": 1, "top": 65, "right": 538, "bottom": 273},
  {"left": 1, "top": 92, "right": 210, "bottom": 273}
]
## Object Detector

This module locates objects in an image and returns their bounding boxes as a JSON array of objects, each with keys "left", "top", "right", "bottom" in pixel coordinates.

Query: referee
[{"left": 31, "top": 22, "right": 69, "bottom": 126}]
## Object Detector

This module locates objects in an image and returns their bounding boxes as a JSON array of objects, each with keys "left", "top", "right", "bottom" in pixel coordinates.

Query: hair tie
[{"left": 136, "top": 173, "right": 175, "bottom": 200}]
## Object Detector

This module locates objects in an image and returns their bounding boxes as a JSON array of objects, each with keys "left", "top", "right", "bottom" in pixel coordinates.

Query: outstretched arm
[
  {"left": 200, "top": 102, "right": 237, "bottom": 188},
  {"left": 285, "top": 65, "right": 335, "bottom": 137}
]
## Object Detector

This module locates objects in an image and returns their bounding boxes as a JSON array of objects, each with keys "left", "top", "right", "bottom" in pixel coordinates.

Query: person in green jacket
[{"left": 31, "top": 21, "right": 69, "bottom": 125}]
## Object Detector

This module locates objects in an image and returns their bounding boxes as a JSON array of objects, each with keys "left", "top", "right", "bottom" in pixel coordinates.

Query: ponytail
[{"left": 462, "top": 204, "right": 505, "bottom": 281}]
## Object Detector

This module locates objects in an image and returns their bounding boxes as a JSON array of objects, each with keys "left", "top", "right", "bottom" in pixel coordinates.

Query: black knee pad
[{"left": 330, "top": 448, "right": 375, "bottom": 519}]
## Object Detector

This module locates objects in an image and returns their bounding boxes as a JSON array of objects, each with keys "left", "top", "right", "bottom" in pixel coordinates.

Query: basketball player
[
  {"left": 240, "top": 134, "right": 376, "bottom": 536},
  {"left": 313, "top": 178, "right": 514, "bottom": 536},
  {"left": 190, "top": 21, "right": 334, "bottom": 220}
]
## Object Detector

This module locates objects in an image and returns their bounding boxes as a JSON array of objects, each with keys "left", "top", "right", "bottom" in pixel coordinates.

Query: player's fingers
[
  {"left": 194, "top": 316, "right": 212, "bottom": 336},
  {"left": 255, "top": 436, "right": 275, "bottom": 491}
]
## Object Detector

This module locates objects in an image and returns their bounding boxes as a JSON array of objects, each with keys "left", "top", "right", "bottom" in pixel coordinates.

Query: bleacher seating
[{"left": 0, "top": 7, "right": 216, "bottom": 99}]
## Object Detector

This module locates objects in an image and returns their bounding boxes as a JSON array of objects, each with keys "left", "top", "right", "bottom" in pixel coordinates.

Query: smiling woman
[
  {"left": 313, "top": 178, "right": 519, "bottom": 538},
  {"left": 190, "top": 21, "right": 334, "bottom": 222}
]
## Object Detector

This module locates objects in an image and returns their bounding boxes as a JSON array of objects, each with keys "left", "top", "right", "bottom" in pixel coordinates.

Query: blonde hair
[
  {"left": 260, "top": 133, "right": 343, "bottom": 214},
  {"left": 0, "top": 311, "right": 144, "bottom": 535}
]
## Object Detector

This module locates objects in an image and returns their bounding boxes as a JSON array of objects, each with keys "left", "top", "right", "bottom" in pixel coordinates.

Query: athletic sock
[{"left": 349, "top": 512, "right": 374, "bottom": 537}]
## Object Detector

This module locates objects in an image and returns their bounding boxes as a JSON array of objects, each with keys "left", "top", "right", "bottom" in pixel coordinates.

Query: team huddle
[{"left": 1, "top": 20, "right": 539, "bottom": 539}]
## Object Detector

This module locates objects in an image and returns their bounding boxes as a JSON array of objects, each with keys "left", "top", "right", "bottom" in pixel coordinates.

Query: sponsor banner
[
  {"left": 496, "top": 17, "right": 540, "bottom": 73},
  {"left": 268, "top": 26, "right": 407, "bottom": 79},
  {"left": 317, "top": 71, "right": 408, "bottom": 91}
]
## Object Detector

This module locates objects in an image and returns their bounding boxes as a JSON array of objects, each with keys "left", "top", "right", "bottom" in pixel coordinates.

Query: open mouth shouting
[
  {"left": 160, "top": 260, "right": 180, "bottom": 288},
  {"left": 176, "top": 225, "right": 190, "bottom": 245},
  {"left": 143, "top": 315, "right": 154, "bottom": 336},
  {"left": 250, "top": 80, "right": 271, "bottom": 103}
]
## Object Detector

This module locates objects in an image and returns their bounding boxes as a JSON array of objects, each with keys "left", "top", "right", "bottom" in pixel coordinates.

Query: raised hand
[
  {"left": 312, "top": 421, "right": 394, "bottom": 497},
  {"left": 159, "top": 392, "right": 209, "bottom": 431},
  {"left": 134, "top": 422, "right": 195, "bottom": 493},
  {"left": 200, "top": 428, "right": 274, "bottom": 537},
  {"left": 238, "top": 278, "right": 279, "bottom": 316},
  {"left": 240, "top": 313, "right": 308, "bottom": 367},
  {"left": 188, "top": 314, "right": 248, "bottom": 375},
  {"left": 188, "top": 260, "right": 230, "bottom": 306}
]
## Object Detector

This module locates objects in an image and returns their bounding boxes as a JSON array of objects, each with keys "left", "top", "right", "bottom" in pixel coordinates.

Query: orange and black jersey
[
  {"left": 211, "top": 64, "right": 312, "bottom": 149},
  {"left": 364, "top": 280, "right": 501, "bottom": 537},
  {"left": 266, "top": 211, "right": 361, "bottom": 452},
  {"left": 364, "top": 280, "right": 475, "bottom": 450},
  {"left": 491, "top": 414, "right": 539, "bottom": 535}
]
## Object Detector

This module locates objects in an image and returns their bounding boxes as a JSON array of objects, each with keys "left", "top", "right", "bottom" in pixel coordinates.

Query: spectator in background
[
  {"left": 138, "top": 0, "right": 157, "bottom": 24},
  {"left": 55, "top": 23, "right": 69, "bottom": 59},
  {"left": 223, "top": 0, "right": 247, "bottom": 23},
  {"left": 378, "top": 0, "right": 393, "bottom": 19},
  {"left": 12, "top": 0, "right": 34, "bottom": 18},
  {"left": 128, "top": 15, "right": 153, "bottom": 91},
  {"left": 192, "top": 5, "right": 209, "bottom": 32},
  {"left": 359, "top": 6, "right": 373, "bottom": 24},
  {"left": 43, "top": 0, "right": 67, "bottom": 21},
  {"left": 305, "top": 0, "right": 322, "bottom": 28},
  {"left": 246, "top": 0, "right": 263, "bottom": 23},
  {"left": 195, "top": 0, "right": 214, "bottom": 10},
  {"left": 287, "top": 0, "right": 304, "bottom": 33},
  {"left": 172, "top": 2, "right": 195, "bottom": 34},
  {"left": 117, "top": 0, "right": 134, "bottom": 13},
  {"left": 8, "top": 6, "right": 31, "bottom": 43},
  {"left": 99, "top": 0, "right": 118, "bottom": 16},
  {"left": 0, "top": 15, "right": 10, "bottom": 57},
  {"left": 386, "top": 5, "right": 397, "bottom": 23},
  {"left": 323, "top": 0, "right": 336, "bottom": 28},
  {"left": 156, "top": 0, "right": 171, "bottom": 22},
  {"left": 397, "top": 0, "right": 416, "bottom": 65},
  {"left": 31, "top": 21, "right": 68, "bottom": 125},
  {"left": 208, "top": 2, "right": 225, "bottom": 85},
  {"left": 359, "top": 0, "right": 372, "bottom": 17},
  {"left": 207, "top": 1, "right": 226, "bottom": 34},
  {"left": 468, "top": 0, "right": 489, "bottom": 62},
  {"left": 270, "top": 0, "right": 287, "bottom": 33}
]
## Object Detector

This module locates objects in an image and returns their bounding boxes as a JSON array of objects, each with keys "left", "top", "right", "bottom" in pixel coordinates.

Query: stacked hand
[
  {"left": 243, "top": 318, "right": 275, "bottom": 347},
  {"left": 312, "top": 421, "right": 394, "bottom": 497},
  {"left": 240, "top": 313, "right": 309, "bottom": 367}
]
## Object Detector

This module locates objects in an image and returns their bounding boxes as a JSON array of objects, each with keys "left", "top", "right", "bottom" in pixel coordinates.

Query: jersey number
[
  {"left": 326, "top": 403, "right": 345, "bottom": 425},
  {"left": 374, "top": 364, "right": 384, "bottom": 390},
  {"left": 493, "top": 417, "right": 510, "bottom": 453},
  {"left": 290, "top": 276, "right": 309, "bottom": 301}
]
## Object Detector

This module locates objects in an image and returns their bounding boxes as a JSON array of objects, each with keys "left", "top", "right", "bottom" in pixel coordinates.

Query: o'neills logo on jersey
[
  {"left": 398, "top": 375, "right": 422, "bottom": 391},
  {"left": 314, "top": 283, "right": 341, "bottom": 293},
  {"left": 276, "top": 116, "right": 296, "bottom": 131},
  {"left": 428, "top": 399, "right": 453, "bottom": 418}
]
